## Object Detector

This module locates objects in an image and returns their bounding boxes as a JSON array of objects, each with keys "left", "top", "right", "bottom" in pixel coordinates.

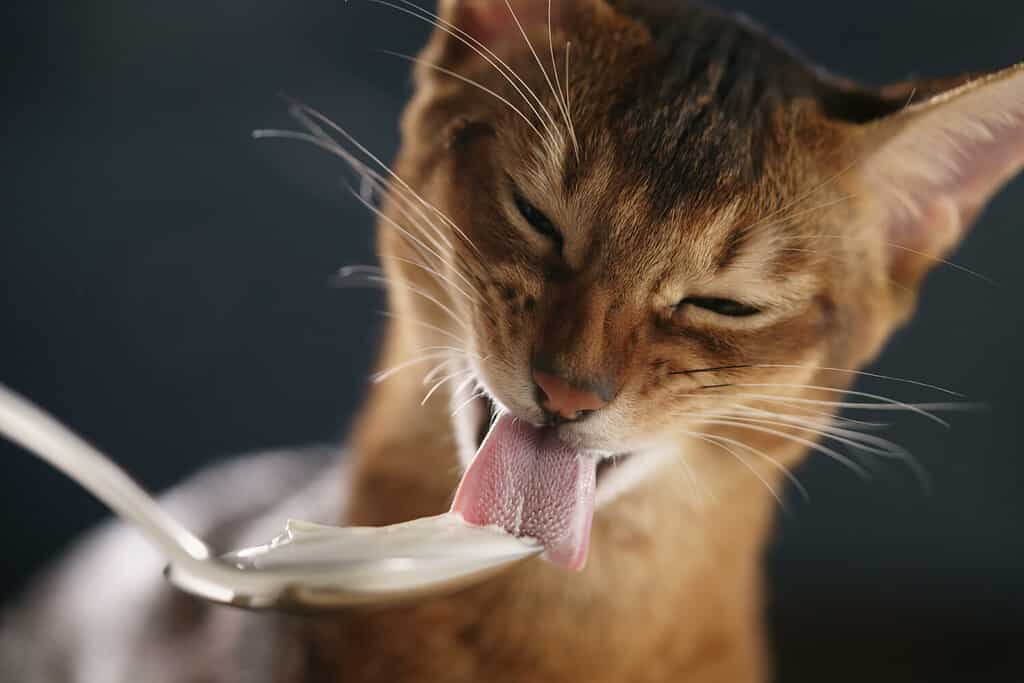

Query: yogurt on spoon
[{"left": 0, "top": 385, "right": 541, "bottom": 612}]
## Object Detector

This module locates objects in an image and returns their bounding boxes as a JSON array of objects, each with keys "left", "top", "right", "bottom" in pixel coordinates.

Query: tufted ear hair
[{"left": 852, "top": 63, "right": 1024, "bottom": 290}]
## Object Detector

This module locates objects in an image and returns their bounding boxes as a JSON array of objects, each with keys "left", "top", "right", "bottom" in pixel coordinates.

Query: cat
[{"left": 3, "top": 1, "right": 1022, "bottom": 681}]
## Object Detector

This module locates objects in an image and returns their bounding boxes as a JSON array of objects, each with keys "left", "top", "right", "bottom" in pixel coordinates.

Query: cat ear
[
  {"left": 431, "top": 0, "right": 571, "bottom": 63},
  {"left": 854, "top": 63, "right": 1024, "bottom": 289}
]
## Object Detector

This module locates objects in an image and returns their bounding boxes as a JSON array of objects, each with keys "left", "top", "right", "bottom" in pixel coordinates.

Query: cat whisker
[
  {"left": 504, "top": 0, "right": 577, "bottom": 159},
  {"left": 690, "top": 417, "right": 872, "bottom": 480},
  {"left": 772, "top": 246, "right": 918, "bottom": 295},
  {"left": 734, "top": 393, "right": 980, "bottom": 418},
  {"left": 287, "top": 99, "right": 483, "bottom": 259},
  {"left": 712, "top": 409, "right": 919, "bottom": 468},
  {"left": 347, "top": 169, "right": 456, "bottom": 263},
  {"left": 422, "top": 357, "right": 460, "bottom": 387},
  {"left": 378, "top": 311, "right": 466, "bottom": 346},
  {"left": 347, "top": 187, "right": 478, "bottom": 302},
  {"left": 280, "top": 99, "right": 457, "bottom": 243},
  {"left": 413, "top": 345, "right": 482, "bottom": 359},
  {"left": 422, "top": 367, "right": 475, "bottom": 406},
  {"left": 374, "top": 345, "right": 482, "bottom": 386},
  {"left": 387, "top": 255, "right": 480, "bottom": 303},
  {"left": 704, "top": 407, "right": 931, "bottom": 492},
  {"left": 680, "top": 429, "right": 791, "bottom": 507},
  {"left": 340, "top": 270, "right": 472, "bottom": 333},
  {"left": 265, "top": 102, "right": 460, "bottom": 259},
  {"left": 730, "top": 403, "right": 887, "bottom": 430},
  {"left": 813, "top": 233, "right": 997, "bottom": 286},
  {"left": 253, "top": 126, "right": 470, "bottom": 284},
  {"left": 451, "top": 390, "right": 487, "bottom": 419},
  {"left": 378, "top": 0, "right": 561, "bottom": 154},
  {"left": 545, "top": 0, "right": 580, "bottom": 160},
  {"left": 333, "top": 264, "right": 385, "bottom": 281},
  {"left": 380, "top": 50, "right": 546, "bottom": 141},
  {"left": 372, "top": 188, "right": 485, "bottom": 298},
  {"left": 451, "top": 373, "right": 481, "bottom": 401},
  {"left": 333, "top": 258, "right": 433, "bottom": 300},
  {"left": 697, "top": 428, "right": 810, "bottom": 501},
  {"left": 674, "top": 451, "right": 713, "bottom": 505},
  {"left": 745, "top": 363, "right": 965, "bottom": 397},
  {"left": 565, "top": 41, "right": 576, "bottom": 152},
  {"left": 697, "top": 383, "right": 959, "bottom": 426},
  {"left": 372, "top": 350, "right": 464, "bottom": 384}
]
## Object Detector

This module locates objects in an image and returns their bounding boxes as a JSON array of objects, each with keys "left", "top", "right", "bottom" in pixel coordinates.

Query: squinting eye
[
  {"left": 679, "top": 297, "right": 761, "bottom": 317},
  {"left": 514, "top": 193, "right": 563, "bottom": 247}
]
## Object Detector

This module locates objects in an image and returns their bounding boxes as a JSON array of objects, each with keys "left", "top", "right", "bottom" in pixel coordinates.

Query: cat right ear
[{"left": 852, "top": 63, "right": 1024, "bottom": 291}]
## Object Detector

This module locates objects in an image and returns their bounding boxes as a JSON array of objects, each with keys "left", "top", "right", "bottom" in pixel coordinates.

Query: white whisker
[
  {"left": 704, "top": 384, "right": 956, "bottom": 427},
  {"left": 682, "top": 430, "right": 786, "bottom": 506},
  {"left": 388, "top": 255, "right": 480, "bottom": 302},
  {"left": 422, "top": 357, "right": 459, "bottom": 386},
  {"left": 422, "top": 367, "right": 475, "bottom": 406},
  {"left": 504, "top": 0, "right": 577, "bottom": 159},
  {"left": 254, "top": 125, "right": 473, "bottom": 289},
  {"left": 451, "top": 373, "right": 479, "bottom": 400},
  {"left": 372, "top": 351, "right": 460, "bottom": 384},
  {"left": 290, "top": 101, "right": 482, "bottom": 259},
  {"left": 257, "top": 112, "right": 453, "bottom": 254},
  {"left": 546, "top": 0, "right": 579, "bottom": 159},
  {"left": 378, "top": 311, "right": 466, "bottom": 346},
  {"left": 345, "top": 270, "right": 471, "bottom": 332},
  {"left": 377, "top": 0, "right": 561, "bottom": 154},
  {"left": 684, "top": 427, "right": 809, "bottom": 501},
  {"left": 693, "top": 417, "right": 871, "bottom": 480},
  {"left": 706, "top": 407, "right": 932, "bottom": 492},
  {"left": 346, "top": 190, "right": 479, "bottom": 313},
  {"left": 451, "top": 391, "right": 486, "bottom": 419},
  {"left": 381, "top": 50, "right": 545, "bottom": 141},
  {"left": 733, "top": 400, "right": 888, "bottom": 429},
  {"left": 814, "top": 233, "right": 998, "bottom": 286}
]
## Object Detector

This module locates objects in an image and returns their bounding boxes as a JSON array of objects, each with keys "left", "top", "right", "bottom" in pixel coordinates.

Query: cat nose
[{"left": 532, "top": 369, "right": 611, "bottom": 423}]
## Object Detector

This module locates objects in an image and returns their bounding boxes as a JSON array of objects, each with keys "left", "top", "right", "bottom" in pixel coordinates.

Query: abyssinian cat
[{"left": 3, "top": 1, "right": 1023, "bottom": 681}]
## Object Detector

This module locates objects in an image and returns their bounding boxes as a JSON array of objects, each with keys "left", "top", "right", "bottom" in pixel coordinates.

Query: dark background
[{"left": 2, "top": 1, "right": 1022, "bottom": 681}]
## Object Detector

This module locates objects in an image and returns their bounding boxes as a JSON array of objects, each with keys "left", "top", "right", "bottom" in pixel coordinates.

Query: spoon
[{"left": 0, "top": 385, "right": 541, "bottom": 612}]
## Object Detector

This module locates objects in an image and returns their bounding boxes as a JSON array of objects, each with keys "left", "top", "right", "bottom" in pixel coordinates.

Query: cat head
[{"left": 378, "top": 0, "right": 1023, "bottom": 499}]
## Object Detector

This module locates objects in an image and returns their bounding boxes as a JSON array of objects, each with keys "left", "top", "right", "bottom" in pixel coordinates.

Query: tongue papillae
[{"left": 451, "top": 413, "right": 596, "bottom": 571}]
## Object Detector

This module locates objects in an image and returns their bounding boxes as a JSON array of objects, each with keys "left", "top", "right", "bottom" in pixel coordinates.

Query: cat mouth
[
  {"left": 470, "top": 396, "right": 629, "bottom": 482},
  {"left": 451, "top": 395, "right": 632, "bottom": 571}
]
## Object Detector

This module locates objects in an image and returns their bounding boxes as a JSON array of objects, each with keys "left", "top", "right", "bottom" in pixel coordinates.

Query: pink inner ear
[
  {"left": 864, "top": 66, "right": 1024, "bottom": 261},
  {"left": 451, "top": 0, "right": 564, "bottom": 47}
]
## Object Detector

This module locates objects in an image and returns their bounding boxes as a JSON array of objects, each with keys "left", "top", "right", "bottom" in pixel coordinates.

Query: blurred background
[{"left": 1, "top": 1, "right": 1022, "bottom": 681}]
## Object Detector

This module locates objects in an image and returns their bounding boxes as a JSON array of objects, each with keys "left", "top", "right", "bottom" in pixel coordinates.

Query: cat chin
[{"left": 450, "top": 390, "right": 663, "bottom": 509}]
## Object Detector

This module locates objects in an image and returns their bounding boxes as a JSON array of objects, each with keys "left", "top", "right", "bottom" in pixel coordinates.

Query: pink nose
[{"left": 532, "top": 369, "right": 610, "bottom": 421}]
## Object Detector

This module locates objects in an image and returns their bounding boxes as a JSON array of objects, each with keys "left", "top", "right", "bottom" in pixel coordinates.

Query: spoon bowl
[
  {"left": 164, "top": 515, "right": 541, "bottom": 612},
  {"left": 0, "top": 385, "right": 540, "bottom": 612}
]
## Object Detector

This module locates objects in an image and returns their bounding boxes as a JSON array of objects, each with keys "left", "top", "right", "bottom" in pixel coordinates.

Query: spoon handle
[{"left": 0, "top": 384, "right": 212, "bottom": 563}]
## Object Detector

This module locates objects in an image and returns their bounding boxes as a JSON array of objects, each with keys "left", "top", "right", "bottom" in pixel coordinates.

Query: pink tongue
[{"left": 451, "top": 413, "right": 596, "bottom": 571}]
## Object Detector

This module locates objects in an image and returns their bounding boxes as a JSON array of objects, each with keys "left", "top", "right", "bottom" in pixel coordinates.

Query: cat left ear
[
  {"left": 854, "top": 63, "right": 1024, "bottom": 288},
  {"left": 433, "top": 0, "right": 568, "bottom": 63}
]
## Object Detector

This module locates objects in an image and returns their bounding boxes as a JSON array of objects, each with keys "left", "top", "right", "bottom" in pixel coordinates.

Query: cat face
[{"left": 376, "top": 0, "right": 1023, "bottom": 498}]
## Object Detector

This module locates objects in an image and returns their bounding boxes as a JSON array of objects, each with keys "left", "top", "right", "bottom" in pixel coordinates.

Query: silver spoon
[{"left": 0, "top": 385, "right": 541, "bottom": 612}]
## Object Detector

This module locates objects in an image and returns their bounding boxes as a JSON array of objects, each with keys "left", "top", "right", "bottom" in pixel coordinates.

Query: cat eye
[
  {"left": 679, "top": 297, "right": 761, "bottom": 318},
  {"left": 513, "top": 193, "right": 563, "bottom": 247}
]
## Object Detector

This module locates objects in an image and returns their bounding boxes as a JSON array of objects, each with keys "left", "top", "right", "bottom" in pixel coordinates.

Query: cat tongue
[{"left": 451, "top": 413, "right": 596, "bottom": 571}]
